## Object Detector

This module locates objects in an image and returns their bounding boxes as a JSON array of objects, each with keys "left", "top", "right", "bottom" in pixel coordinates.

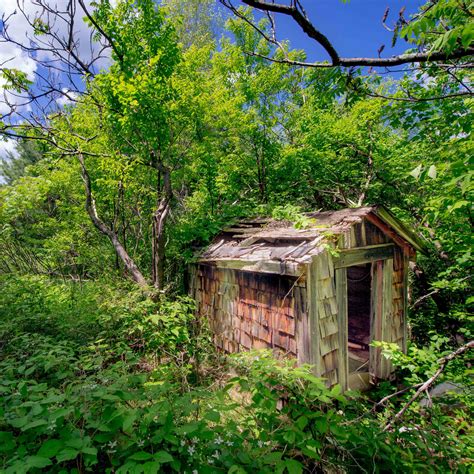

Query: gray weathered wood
[
  {"left": 370, "top": 260, "right": 383, "bottom": 380},
  {"left": 380, "top": 258, "right": 394, "bottom": 378},
  {"left": 336, "top": 267, "right": 348, "bottom": 391},
  {"left": 333, "top": 244, "right": 395, "bottom": 268},
  {"left": 402, "top": 253, "right": 409, "bottom": 354},
  {"left": 199, "top": 258, "right": 304, "bottom": 277},
  {"left": 307, "top": 257, "right": 323, "bottom": 375}
]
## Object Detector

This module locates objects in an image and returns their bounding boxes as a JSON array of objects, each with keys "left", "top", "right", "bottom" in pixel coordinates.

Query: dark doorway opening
[{"left": 347, "top": 263, "right": 372, "bottom": 372}]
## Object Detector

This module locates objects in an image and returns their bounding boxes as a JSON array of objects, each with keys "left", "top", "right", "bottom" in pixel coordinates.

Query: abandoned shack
[{"left": 189, "top": 206, "right": 426, "bottom": 390}]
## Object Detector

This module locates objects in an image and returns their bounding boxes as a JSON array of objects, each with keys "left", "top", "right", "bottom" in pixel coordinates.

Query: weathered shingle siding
[{"left": 190, "top": 263, "right": 305, "bottom": 357}]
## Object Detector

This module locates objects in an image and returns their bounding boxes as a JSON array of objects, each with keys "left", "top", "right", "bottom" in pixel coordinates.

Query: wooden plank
[
  {"left": 198, "top": 258, "right": 305, "bottom": 277},
  {"left": 380, "top": 258, "right": 394, "bottom": 378},
  {"left": 307, "top": 257, "right": 323, "bottom": 375},
  {"left": 370, "top": 260, "right": 383, "bottom": 380},
  {"left": 336, "top": 267, "right": 348, "bottom": 391},
  {"left": 315, "top": 251, "right": 331, "bottom": 279},
  {"left": 320, "top": 333, "right": 338, "bottom": 357},
  {"left": 402, "top": 253, "right": 409, "bottom": 354},
  {"left": 365, "top": 213, "right": 417, "bottom": 259},
  {"left": 333, "top": 244, "right": 395, "bottom": 268},
  {"left": 375, "top": 207, "right": 427, "bottom": 254}
]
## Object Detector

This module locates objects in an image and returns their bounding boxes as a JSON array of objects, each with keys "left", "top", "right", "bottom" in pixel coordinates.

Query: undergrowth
[{"left": 0, "top": 275, "right": 472, "bottom": 473}]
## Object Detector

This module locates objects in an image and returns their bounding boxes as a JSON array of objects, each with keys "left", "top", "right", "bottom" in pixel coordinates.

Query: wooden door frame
[{"left": 335, "top": 246, "right": 394, "bottom": 389}]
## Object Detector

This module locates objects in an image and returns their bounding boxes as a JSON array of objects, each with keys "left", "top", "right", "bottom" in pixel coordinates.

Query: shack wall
[{"left": 189, "top": 264, "right": 306, "bottom": 357}]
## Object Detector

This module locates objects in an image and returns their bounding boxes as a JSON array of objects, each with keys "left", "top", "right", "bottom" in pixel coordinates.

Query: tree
[
  {"left": 1, "top": 0, "right": 182, "bottom": 289},
  {"left": 0, "top": 140, "right": 44, "bottom": 184}
]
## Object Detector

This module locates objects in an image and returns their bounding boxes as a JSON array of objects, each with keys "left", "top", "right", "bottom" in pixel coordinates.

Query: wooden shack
[{"left": 189, "top": 206, "right": 425, "bottom": 390}]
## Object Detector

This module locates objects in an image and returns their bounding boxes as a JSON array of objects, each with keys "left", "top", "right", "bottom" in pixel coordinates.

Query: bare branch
[
  {"left": 384, "top": 341, "right": 474, "bottom": 431},
  {"left": 222, "top": 0, "right": 474, "bottom": 68}
]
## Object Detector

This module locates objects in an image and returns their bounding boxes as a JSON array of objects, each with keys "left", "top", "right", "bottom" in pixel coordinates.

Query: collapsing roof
[{"left": 199, "top": 206, "right": 426, "bottom": 275}]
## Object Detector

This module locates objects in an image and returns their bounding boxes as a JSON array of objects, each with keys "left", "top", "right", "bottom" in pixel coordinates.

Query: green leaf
[
  {"left": 142, "top": 461, "right": 162, "bottom": 473},
  {"left": 37, "top": 439, "right": 64, "bottom": 458},
  {"left": 296, "top": 415, "right": 308, "bottom": 430},
  {"left": 263, "top": 451, "right": 283, "bottom": 464},
  {"left": 123, "top": 413, "right": 137, "bottom": 432},
  {"left": 21, "top": 418, "right": 48, "bottom": 431},
  {"left": 9, "top": 416, "right": 28, "bottom": 428},
  {"left": 56, "top": 449, "right": 80, "bottom": 462},
  {"left": 285, "top": 459, "right": 304, "bottom": 474},
  {"left": 204, "top": 410, "right": 220, "bottom": 422},
  {"left": 314, "top": 417, "right": 328, "bottom": 433},
  {"left": 129, "top": 451, "right": 153, "bottom": 461},
  {"left": 0, "top": 432, "right": 15, "bottom": 452},
  {"left": 229, "top": 466, "right": 248, "bottom": 474},
  {"left": 26, "top": 456, "right": 53, "bottom": 468},
  {"left": 155, "top": 451, "right": 173, "bottom": 463}
]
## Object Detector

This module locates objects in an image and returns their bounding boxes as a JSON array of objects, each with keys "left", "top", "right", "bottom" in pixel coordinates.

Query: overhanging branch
[{"left": 224, "top": 0, "right": 474, "bottom": 68}]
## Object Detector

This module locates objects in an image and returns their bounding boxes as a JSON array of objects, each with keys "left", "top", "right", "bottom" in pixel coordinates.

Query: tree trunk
[
  {"left": 152, "top": 200, "right": 170, "bottom": 290},
  {"left": 151, "top": 157, "right": 172, "bottom": 291},
  {"left": 77, "top": 154, "right": 148, "bottom": 288}
]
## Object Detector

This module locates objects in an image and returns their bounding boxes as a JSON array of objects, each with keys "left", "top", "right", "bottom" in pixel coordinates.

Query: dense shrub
[{"left": 0, "top": 276, "right": 472, "bottom": 472}]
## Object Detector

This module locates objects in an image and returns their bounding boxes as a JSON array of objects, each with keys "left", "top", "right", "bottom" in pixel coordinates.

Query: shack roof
[{"left": 199, "top": 206, "right": 426, "bottom": 269}]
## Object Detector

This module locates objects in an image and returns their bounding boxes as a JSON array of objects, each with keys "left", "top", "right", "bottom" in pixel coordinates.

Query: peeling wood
[{"left": 333, "top": 244, "right": 395, "bottom": 268}]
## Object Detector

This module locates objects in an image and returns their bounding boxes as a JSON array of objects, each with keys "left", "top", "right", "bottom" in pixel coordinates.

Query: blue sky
[{"left": 243, "top": 0, "right": 426, "bottom": 63}]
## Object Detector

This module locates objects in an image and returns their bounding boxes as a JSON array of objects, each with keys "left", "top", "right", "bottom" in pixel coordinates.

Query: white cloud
[
  {"left": 56, "top": 88, "right": 79, "bottom": 107},
  {"left": 0, "top": 138, "right": 17, "bottom": 160}
]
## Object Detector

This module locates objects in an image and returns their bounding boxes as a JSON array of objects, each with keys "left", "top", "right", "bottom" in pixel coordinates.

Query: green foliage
[
  {"left": 271, "top": 204, "right": 314, "bottom": 229},
  {"left": 1, "top": 276, "right": 472, "bottom": 472},
  {"left": 0, "top": 1, "right": 473, "bottom": 471},
  {"left": 400, "top": 0, "right": 474, "bottom": 54}
]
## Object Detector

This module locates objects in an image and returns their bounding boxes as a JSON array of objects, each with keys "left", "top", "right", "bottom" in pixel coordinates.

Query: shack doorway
[{"left": 347, "top": 263, "right": 372, "bottom": 373}]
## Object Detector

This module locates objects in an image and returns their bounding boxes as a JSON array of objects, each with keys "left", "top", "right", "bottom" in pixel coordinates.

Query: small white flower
[
  {"left": 192, "top": 470, "right": 198, "bottom": 474},
  {"left": 137, "top": 439, "right": 145, "bottom": 447},
  {"left": 399, "top": 426, "right": 408, "bottom": 433},
  {"left": 47, "top": 423, "right": 56, "bottom": 432},
  {"left": 257, "top": 440, "right": 264, "bottom": 448},
  {"left": 215, "top": 435, "right": 223, "bottom": 445},
  {"left": 208, "top": 458, "right": 214, "bottom": 465},
  {"left": 212, "top": 450, "right": 220, "bottom": 459},
  {"left": 180, "top": 440, "right": 186, "bottom": 447},
  {"left": 188, "top": 446, "right": 195, "bottom": 456},
  {"left": 108, "top": 440, "right": 117, "bottom": 448},
  {"left": 337, "top": 410, "right": 344, "bottom": 415},
  {"left": 191, "top": 437, "right": 199, "bottom": 444},
  {"left": 107, "top": 449, "right": 116, "bottom": 455},
  {"left": 226, "top": 440, "right": 233, "bottom": 447}
]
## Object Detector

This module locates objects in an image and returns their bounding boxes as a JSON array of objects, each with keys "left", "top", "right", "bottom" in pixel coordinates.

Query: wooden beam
[
  {"left": 333, "top": 244, "right": 395, "bottom": 268},
  {"left": 198, "top": 258, "right": 305, "bottom": 277},
  {"left": 402, "top": 253, "right": 409, "bottom": 354},
  {"left": 307, "top": 257, "right": 323, "bottom": 376},
  {"left": 365, "top": 214, "right": 416, "bottom": 259},
  {"left": 380, "top": 258, "right": 394, "bottom": 378},
  {"left": 336, "top": 267, "right": 348, "bottom": 391},
  {"left": 375, "top": 207, "right": 427, "bottom": 254},
  {"left": 370, "top": 261, "right": 383, "bottom": 381}
]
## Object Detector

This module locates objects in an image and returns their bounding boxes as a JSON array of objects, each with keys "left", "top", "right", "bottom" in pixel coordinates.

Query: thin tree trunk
[
  {"left": 151, "top": 156, "right": 172, "bottom": 291},
  {"left": 77, "top": 154, "right": 148, "bottom": 288}
]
